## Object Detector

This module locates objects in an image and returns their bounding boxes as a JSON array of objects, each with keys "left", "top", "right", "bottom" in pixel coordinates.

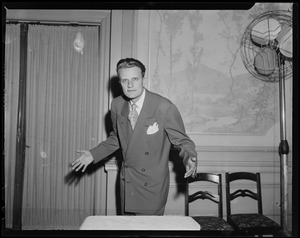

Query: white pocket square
[{"left": 147, "top": 122, "right": 159, "bottom": 135}]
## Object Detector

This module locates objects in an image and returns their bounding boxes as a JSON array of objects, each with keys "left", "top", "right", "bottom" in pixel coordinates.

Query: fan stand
[
  {"left": 241, "top": 10, "right": 292, "bottom": 235},
  {"left": 278, "top": 58, "right": 289, "bottom": 234}
]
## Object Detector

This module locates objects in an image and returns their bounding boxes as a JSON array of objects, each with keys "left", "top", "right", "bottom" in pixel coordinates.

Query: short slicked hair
[{"left": 116, "top": 58, "right": 146, "bottom": 77}]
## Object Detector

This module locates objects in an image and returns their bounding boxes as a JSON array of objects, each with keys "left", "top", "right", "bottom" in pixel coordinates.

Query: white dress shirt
[{"left": 129, "top": 88, "right": 146, "bottom": 116}]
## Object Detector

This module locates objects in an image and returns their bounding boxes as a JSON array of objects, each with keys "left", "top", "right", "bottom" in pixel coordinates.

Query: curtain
[
  {"left": 4, "top": 23, "right": 21, "bottom": 229},
  {"left": 20, "top": 24, "right": 106, "bottom": 229}
]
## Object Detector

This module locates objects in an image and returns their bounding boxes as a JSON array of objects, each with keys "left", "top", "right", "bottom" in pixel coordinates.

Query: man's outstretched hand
[
  {"left": 184, "top": 157, "right": 197, "bottom": 178},
  {"left": 71, "top": 150, "right": 93, "bottom": 172}
]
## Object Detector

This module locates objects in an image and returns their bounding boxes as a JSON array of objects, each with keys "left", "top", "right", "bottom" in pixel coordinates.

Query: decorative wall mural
[{"left": 149, "top": 3, "right": 292, "bottom": 136}]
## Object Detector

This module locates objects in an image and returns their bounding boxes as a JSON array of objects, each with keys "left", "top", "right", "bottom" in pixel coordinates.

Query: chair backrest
[
  {"left": 185, "top": 173, "right": 223, "bottom": 218},
  {"left": 225, "top": 172, "right": 263, "bottom": 217}
]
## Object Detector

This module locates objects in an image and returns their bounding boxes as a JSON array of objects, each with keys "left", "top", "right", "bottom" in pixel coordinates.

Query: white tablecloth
[{"left": 80, "top": 215, "right": 201, "bottom": 230}]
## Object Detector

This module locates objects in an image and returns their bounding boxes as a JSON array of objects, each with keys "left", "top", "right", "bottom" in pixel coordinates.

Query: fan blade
[
  {"left": 277, "top": 25, "right": 292, "bottom": 59},
  {"left": 254, "top": 47, "right": 278, "bottom": 76},
  {"left": 251, "top": 18, "right": 281, "bottom": 46}
]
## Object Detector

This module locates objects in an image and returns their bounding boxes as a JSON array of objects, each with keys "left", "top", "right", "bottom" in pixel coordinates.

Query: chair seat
[
  {"left": 192, "top": 216, "right": 234, "bottom": 231},
  {"left": 228, "top": 213, "right": 281, "bottom": 233}
]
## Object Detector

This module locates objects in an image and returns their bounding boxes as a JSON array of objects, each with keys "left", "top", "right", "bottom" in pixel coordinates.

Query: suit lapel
[{"left": 139, "top": 90, "right": 157, "bottom": 119}]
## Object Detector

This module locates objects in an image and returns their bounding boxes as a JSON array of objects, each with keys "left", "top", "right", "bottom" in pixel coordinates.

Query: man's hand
[
  {"left": 184, "top": 157, "right": 197, "bottom": 178},
  {"left": 71, "top": 150, "right": 93, "bottom": 172}
]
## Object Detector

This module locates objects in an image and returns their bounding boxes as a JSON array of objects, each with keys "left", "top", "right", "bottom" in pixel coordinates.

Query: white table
[{"left": 80, "top": 215, "right": 201, "bottom": 230}]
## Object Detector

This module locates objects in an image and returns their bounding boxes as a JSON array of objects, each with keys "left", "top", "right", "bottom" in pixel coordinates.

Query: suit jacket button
[
  {"left": 145, "top": 152, "right": 149, "bottom": 155},
  {"left": 141, "top": 168, "right": 145, "bottom": 172},
  {"left": 144, "top": 183, "right": 148, "bottom": 186}
]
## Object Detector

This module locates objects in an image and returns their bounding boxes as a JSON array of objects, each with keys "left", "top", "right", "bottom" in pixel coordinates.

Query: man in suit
[{"left": 72, "top": 58, "right": 198, "bottom": 215}]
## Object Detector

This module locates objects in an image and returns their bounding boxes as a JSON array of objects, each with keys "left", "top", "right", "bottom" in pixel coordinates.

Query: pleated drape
[
  {"left": 4, "top": 24, "right": 107, "bottom": 229},
  {"left": 4, "top": 23, "right": 21, "bottom": 229}
]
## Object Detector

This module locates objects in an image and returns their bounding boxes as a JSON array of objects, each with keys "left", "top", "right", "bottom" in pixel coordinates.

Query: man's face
[{"left": 118, "top": 66, "right": 145, "bottom": 103}]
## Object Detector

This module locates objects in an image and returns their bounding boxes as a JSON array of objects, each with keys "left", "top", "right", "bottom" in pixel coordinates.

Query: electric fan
[{"left": 240, "top": 10, "right": 292, "bottom": 232}]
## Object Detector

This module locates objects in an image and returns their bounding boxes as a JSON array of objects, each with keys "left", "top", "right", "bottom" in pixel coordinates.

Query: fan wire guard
[{"left": 240, "top": 10, "right": 292, "bottom": 83}]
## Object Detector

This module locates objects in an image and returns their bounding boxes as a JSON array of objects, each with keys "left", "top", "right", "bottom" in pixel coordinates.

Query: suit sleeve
[
  {"left": 89, "top": 102, "right": 120, "bottom": 164},
  {"left": 164, "top": 103, "right": 197, "bottom": 165}
]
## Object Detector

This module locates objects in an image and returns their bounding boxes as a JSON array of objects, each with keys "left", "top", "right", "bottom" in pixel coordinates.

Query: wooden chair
[
  {"left": 185, "top": 173, "right": 234, "bottom": 236},
  {"left": 225, "top": 172, "right": 282, "bottom": 236}
]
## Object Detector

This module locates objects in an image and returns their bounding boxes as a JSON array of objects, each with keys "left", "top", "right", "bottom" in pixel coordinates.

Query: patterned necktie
[{"left": 128, "top": 103, "right": 138, "bottom": 129}]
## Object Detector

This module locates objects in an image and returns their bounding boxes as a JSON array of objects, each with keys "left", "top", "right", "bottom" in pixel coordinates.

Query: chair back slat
[
  {"left": 189, "top": 191, "right": 219, "bottom": 204},
  {"left": 227, "top": 171, "right": 257, "bottom": 182},
  {"left": 231, "top": 189, "right": 259, "bottom": 200},
  {"left": 189, "top": 173, "right": 220, "bottom": 184}
]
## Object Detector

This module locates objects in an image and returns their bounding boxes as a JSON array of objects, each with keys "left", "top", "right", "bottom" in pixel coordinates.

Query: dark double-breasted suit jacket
[{"left": 90, "top": 89, "right": 197, "bottom": 214}]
